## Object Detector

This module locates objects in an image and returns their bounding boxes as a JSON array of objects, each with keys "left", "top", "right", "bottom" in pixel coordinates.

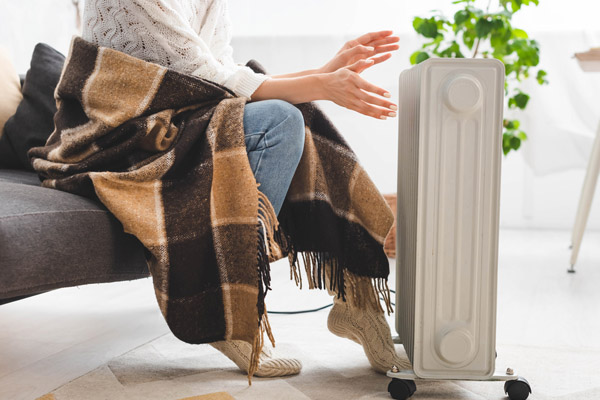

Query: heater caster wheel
[
  {"left": 504, "top": 377, "right": 531, "bottom": 400},
  {"left": 388, "top": 378, "right": 416, "bottom": 400}
]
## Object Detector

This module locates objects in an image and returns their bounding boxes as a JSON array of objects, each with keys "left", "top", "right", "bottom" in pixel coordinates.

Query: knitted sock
[
  {"left": 327, "top": 298, "right": 411, "bottom": 373},
  {"left": 210, "top": 340, "right": 302, "bottom": 377},
  {"left": 322, "top": 266, "right": 410, "bottom": 373}
]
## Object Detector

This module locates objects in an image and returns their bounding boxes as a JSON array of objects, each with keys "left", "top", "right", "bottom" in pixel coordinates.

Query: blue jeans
[{"left": 243, "top": 99, "right": 305, "bottom": 217}]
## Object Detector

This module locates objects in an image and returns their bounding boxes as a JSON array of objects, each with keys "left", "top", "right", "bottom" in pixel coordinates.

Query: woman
[{"left": 82, "top": 0, "right": 407, "bottom": 378}]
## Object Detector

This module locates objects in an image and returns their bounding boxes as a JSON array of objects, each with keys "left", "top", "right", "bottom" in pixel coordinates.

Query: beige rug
[
  {"left": 37, "top": 393, "right": 235, "bottom": 400},
  {"left": 36, "top": 324, "right": 600, "bottom": 400}
]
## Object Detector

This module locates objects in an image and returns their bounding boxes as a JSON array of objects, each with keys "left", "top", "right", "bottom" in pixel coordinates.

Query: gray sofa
[{"left": 0, "top": 168, "right": 150, "bottom": 305}]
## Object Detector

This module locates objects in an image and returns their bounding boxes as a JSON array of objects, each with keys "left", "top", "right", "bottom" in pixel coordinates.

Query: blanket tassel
[
  {"left": 279, "top": 214, "right": 393, "bottom": 315},
  {"left": 248, "top": 186, "right": 279, "bottom": 385},
  {"left": 248, "top": 306, "right": 273, "bottom": 385}
]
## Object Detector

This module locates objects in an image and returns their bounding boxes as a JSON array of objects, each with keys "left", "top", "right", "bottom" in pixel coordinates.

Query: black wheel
[
  {"left": 504, "top": 377, "right": 532, "bottom": 400},
  {"left": 388, "top": 378, "right": 417, "bottom": 400}
]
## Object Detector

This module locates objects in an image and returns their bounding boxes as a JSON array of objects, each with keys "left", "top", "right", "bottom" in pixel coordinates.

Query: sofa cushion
[
  {"left": 2, "top": 43, "right": 65, "bottom": 171},
  {"left": 0, "top": 169, "right": 42, "bottom": 186},
  {"left": 0, "top": 170, "right": 150, "bottom": 300},
  {"left": 0, "top": 47, "right": 23, "bottom": 168}
]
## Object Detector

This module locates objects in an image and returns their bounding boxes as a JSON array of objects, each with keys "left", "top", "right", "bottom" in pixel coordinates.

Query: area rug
[
  {"left": 35, "top": 325, "right": 600, "bottom": 400},
  {"left": 36, "top": 393, "right": 234, "bottom": 400}
]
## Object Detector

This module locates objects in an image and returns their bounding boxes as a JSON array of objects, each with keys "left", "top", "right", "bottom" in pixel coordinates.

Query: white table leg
[{"left": 570, "top": 120, "right": 600, "bottom": 272}]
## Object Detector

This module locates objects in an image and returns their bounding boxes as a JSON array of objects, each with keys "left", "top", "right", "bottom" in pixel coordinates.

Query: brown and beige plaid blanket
[{"left": 28, "top": 37, "right": 394, "bottom": 383}]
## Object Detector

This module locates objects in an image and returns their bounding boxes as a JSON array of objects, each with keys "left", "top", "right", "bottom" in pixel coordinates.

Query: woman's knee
[
  {"left": 265, "top": 99, "right": 304, "bottom": 126},
  {"left": 260, "top": 99, "right": 305, "bottom": 155}
]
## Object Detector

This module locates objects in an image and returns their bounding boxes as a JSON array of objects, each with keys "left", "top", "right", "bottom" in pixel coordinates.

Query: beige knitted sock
[
  {"left": 210, "top": 340, "right": 302, "bottom": 377},
  {"left": 327, "top": 298, "right": 411, "bottom": 373},
  {"left": 322, "top": 267, "right": 410, "bottom": 374}
]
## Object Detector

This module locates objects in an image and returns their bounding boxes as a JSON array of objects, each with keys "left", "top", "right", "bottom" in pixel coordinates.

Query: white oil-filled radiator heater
[{"left": 387, "top": 58, "right": 531, "bottom": 400}]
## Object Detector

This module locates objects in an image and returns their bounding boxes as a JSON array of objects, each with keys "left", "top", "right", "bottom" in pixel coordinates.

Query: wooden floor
[{"left": 1, "top": 228, "right": 599, "bottom": 400}]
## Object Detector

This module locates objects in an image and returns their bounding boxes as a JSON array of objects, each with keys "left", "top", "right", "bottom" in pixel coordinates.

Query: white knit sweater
[{"left": 82, "top": 0, "right": 270, "bottom": 99}]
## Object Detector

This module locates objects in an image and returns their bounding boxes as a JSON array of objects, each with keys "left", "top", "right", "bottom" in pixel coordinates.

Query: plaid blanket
[{"left": 28, "top": 37, "right": 394, "bottom": 383}]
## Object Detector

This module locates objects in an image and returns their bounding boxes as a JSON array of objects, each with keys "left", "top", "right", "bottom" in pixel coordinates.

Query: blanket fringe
[
  {"left": 277, "top": 211, "right": 393, "bottom": 316},
  {"left": 289, "top": 250, "right": 392, "bottom": 314},
  {"left": 248, "top": 308, "right": 275, "bottom": 386},
  {"left": 255, "top": 185, "right": 280, "bottom": 323},
  {"left": 248, "top": 185, "right": 279, "bottom": 385},
  {"left": 249, "top": 185, "right": 394, "bottom": 383},
  {"left": 345, "top": 270, "right": 394, "bottom": 315},
  {"left": 247, "top": 306, "right": 274, "bottom": 385},
  {"left": 257, "top": 188, "right": 279, "bottom": 255}
]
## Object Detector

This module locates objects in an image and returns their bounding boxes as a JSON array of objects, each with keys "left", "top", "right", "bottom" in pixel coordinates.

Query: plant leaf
[
  {"left": 536, "top": 69, "right": 548, "bottom": 84},
  {"left": 454, "top": 9, "right": 470, "bottom": 26},
  {"left": 414, "top": 16, "right": 439, "bottom": 39},
  {"left": 509, "top": 91, "right": 530, "bottom": 109},
  {"left": 475, "top": 17, "right": 494, "bottom": 38},
  {"left": 416, "top": 52, "right": 430, "bottom": 64},
  {"left": 512, "top": 28, "right": 528, "bottom": 38}
]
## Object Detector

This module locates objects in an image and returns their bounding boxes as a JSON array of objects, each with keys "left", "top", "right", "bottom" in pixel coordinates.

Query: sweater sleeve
[{"left": 199, "top": 0, "right": 270, "bottom": 99}]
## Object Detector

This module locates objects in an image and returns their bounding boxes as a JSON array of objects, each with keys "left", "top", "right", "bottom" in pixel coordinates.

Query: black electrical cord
[
  {"left": 268, "top": 297, "right": 396, "bottom": 315},
  {"left": 267, "top": 303, "right": 333, "bottom": 315}
]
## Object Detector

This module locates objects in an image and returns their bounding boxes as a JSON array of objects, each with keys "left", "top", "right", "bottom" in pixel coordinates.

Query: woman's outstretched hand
[
  {"left": 318, "top": 68, "right": 397, "bottom": 120},
  {"left": 319, "top": 30, "right": 400, "bottom": 74},
  {"left": 250, "top": 30, "right": 399, "bottom": 119},
  {"left": 316, "top": 30, "right": 399, "bottom": 119}
]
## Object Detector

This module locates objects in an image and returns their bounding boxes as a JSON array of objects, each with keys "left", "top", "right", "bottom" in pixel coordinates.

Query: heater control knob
[{"left": 444, "top": 75, "right": 482, "bottom": 113}]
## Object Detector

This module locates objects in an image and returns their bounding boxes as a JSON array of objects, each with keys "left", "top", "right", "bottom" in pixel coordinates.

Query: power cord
[
  {"left": 267, "top": 289, "right": 397, "bottom": 315},
  {"left": 268, "top": 303, "right": 333, "bottom": 315}
]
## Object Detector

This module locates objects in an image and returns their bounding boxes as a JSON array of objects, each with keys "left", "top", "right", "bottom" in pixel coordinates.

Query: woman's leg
[
  {"left": 209, "top": 99, "right": 305, "bottom": 378},
  {"left": 243, "top": 99, "right": 305, "bottom": 216},
  {"left": 241, "top": 100, "right": 408, "bottom": 374}
]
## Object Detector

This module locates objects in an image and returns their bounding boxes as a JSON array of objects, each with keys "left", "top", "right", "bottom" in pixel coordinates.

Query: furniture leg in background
[{"left": 570, "top": 120, "right": 600, "bottom": 272}]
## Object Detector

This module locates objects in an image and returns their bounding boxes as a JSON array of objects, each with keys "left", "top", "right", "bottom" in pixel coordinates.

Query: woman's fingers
[
  {"left": 325, "top": 67, "right": 394, "bottom": 120},
  {"left": 374, "top": 43, "right": 400, "bottom": 54},
  {"left": 343, "top": 39, "right": 398, "bottom": 66},
  {"left": 343, "top": 45, "right": 392, "bottom": 65},
  {"left": 346, "top": 42, "right": 398, "bottom": 59},
  {"left": 352, "top": 99, "right": 395, "bottom": 119},
  {"left": 347, "top": 58, "right": 375, "bottom": 74},
  {"left": 344, "top": 44, "right": 376, "bottom": 60},
  {"left": 354, "top": 30, "right": 395, "bottom": 46},
  {"left": 347, "top": 53, "right": 391, "bottom": 74},
  {"left": 355, "top": 88, "right": 397, "bottom": 112},
  {"left": 329, "top": 31, "right": 398, "bottom": 74},
  {"left": 368, "top": 53, "right": 392, "bottom": 67},
  {"left": 354, "top": 75, "right": 391, "bottom": 98},
  {"left": 343, "top": 30, "right": 395, "bottom": 52},
  {"left": 368, "top": 35, "right": 400, "bottom": 48}
]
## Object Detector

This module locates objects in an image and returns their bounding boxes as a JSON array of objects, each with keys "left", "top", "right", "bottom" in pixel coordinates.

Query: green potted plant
[{"left": 410, "top": 0, "right": 548, "bottom": 155}]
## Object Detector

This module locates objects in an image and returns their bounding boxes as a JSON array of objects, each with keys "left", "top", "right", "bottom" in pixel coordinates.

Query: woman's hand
[
  {"left": 252, "top": 31, "right": 399, "bottom": 119},
  {"left": 319, "top": 30, "right": 400, "bottom": 74},
  {"left": 318, "top": 68, "right": 397, "bottom": 120}
]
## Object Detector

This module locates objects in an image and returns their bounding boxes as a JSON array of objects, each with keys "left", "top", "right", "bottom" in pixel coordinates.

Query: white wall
[
  {"left": 0, "top": 0, "right": 79, "bottom": 73},
  {"left": 2, "top": 0, "right": 600, "bottom": 231},
  {"left": 227, "top": 0, "right": 600, "bottom": 36}
]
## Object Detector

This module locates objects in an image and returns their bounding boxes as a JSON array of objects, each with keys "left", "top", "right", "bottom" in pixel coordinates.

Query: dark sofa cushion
[
  {"left": 1, "top": 44, "right": 65, "bottom": 170},
  {"left": 0, "top": 170, "right": 150, "bottom": 300}
]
